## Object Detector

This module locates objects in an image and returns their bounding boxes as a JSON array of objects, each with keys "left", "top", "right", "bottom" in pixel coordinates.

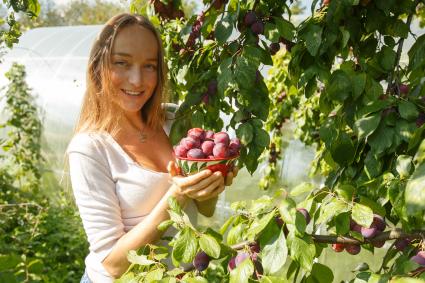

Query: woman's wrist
[{"left": 168, "top": 184, "right": 189, "bottom": 208}]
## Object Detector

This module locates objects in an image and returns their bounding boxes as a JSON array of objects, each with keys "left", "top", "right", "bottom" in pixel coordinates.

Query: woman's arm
[{"left": 102, "top": 168, "right": 223, "bottom": 278}]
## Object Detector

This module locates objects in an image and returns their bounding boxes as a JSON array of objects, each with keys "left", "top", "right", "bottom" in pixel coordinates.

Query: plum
[
  {"left": 213, "top": 143, "right": 229, "bottom": 158},
  {"left": 411, "top": 251, "right": 425, "bottom": 266},
  {"left": 180, "top": 137, "right": 200, "bottom": 150},
  {"left": 394, "top": 238, "right": 410, "bottom": 251},
  {"left": 269, "top": 42, "right": 280, "bottom": 55},
  {"left": 345, "top": 244, "right": 361, "bottom": 255},
  {"left": 371, "top": 214, "right": 386, "bottom": 231},
  {"left": 399, "top": 84, "right": 409, "bottom": 95},
  {"left": 207, "top": 80, "right": 218, "bottom": 96},
  {"left": 188, "top": 128, "right": 206, "bottom": 141},
  {"left": 244, "top": 11, "right": 257, "bottom": 26},
  {"left": 205, "top": 130, "right": 215, "bottom": 141},
  {"left": 201, "top": 140, "right": 215, "bottom": 156},
  {"left": 229, "top": 138, "right": 241, "bottom": 151},
  {"left": 372, "top": 241, "right": 385, "bottom": 248},
  {"left": 235, "top": 252, "right": 250, "bottom": 266},
  {"left": 227, "top": 256, "right": 236, "bottom": 271},
  {"left": 297, "top": 208, "right": 311, "bottom": 225},
  {"left": 332, "top": 243, "right": 345, "bottom": 252},
  {"left": 193, "top": 251, "right": 210, "bottom": 271},
  {"left": 416, "top": 113, "right": 425, "bottom": 128},
  {"left": 174, "top": 145, "right": 188, "bottom": 158},
  {"left": 251, "top": 20, "right": 264, "bottom": 35},
  {"left": 275, "top": 216, "right": 284, "bottom": 228},
  {"left": 187, "top": 148, "right": 206, "bottom": 159},
  {"left": 214, "top": 132, "right": 230, "bottom": 146},
  {"left": 249, "top": 242, "right": 260, "bottom": 254},
  {"left": 360, "top": 227, "right": 378, "bottom": 239}
]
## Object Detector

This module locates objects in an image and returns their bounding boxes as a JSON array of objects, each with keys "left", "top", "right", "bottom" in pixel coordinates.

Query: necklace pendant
[{"left": 139, "top": 133, "right": 148, "bottom": 143}]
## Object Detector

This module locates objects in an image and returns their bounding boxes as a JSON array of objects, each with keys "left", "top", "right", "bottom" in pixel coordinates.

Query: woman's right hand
[{"left": 167, "top": 161, "right": 225, "bottom": 202}]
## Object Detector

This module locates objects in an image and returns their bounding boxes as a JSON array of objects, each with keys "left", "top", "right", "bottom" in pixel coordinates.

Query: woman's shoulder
[{"left": 67, "top": 132, "right": 108, "bottom": 156}]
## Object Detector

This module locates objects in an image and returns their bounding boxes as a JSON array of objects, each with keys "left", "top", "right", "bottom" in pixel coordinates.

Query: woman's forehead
[{"left": 112, "top": 24, "right": 158, "bottom": 58}]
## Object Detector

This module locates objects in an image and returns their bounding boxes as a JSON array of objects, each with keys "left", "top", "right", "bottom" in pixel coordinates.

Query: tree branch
[{"left": 386, "top": 0, "right": 421, "bottom": 95}]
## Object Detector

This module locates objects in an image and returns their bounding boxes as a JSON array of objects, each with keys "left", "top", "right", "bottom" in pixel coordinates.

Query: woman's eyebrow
[{"left": 112, "top": 52, "right": 131, "bottom": 57}]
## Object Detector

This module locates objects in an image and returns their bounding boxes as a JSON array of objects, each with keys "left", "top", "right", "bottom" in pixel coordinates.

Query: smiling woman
[{"left": 66, "top": 13, "right": 237, "bottom": 283}]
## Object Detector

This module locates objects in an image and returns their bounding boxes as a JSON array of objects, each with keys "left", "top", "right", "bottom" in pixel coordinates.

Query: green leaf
[
  {"left": 145, "top": 268, "right": 164, "bottom": 281},
  {"left": 408, "top": 34, "right": 425, "bottom": 71},
  {"left": 335, "top": 212, "right": 350, "bottom": 236},
  {"left": 247, "top": 210, "right": 276, "bottom": 239},
  {"left": 290, "top": 182, "right": 314, "bottom": 197},
  {"left": 278, "top": 198, "right": 297, "bottom": 224},
  {"left": 289, "top": 235, "right": 315, "bottom": 272},
  {"left": 327, "top": 70, "right": 351, "bottom": 102},
  {"left": 396, "top": 155, "right": 413, "bottom": 179},
  {"left": 214, "top": 12, "right": 235, "bottom": 45},
  {"left": 406, "top": 163, "right": 425, "bottom": 217},
  {"left": 172, "top": 228, "right": 198, "bottom": 264},
  {"left": 230, "top": 257, "right": 254, "bottom": 283},
  {"left": 235, "top": 56, "right": 258, "bottom": 88},
  {"left": 264, "top": 22, "right": 280, "bottom": 42},
  {"left": 398, "top": 101, "right": 419, "bottom": 121},
  {"left": 199, "top": 234, "right": 221, "bottom": 259},
  {"left": 237, "top": 122, "right": 254, "bottom": 145},
  {"left": 274, "top": 17, "right": 295, "bottom": 41},
  {"left": 309, "top": 262, "right": 334, "bottom": 283},
  {"left": 352, "top": 73, "right": 367, "bottom": 99},
  {"left": 227, "top": 223, "right": 245, "bottom": 246},
  {"left": 254, "top": 127, "right": 270, "bottom": 147},
  {"left": 354, "top": 113, "right": 381, "bottom": 140},
  {"left": 330, "top": 132, "right": 355, "bottom": 165},
  {"left": 127, "top": 251, "right": 156, "bottom": 266},
  {"left": 217, "top": 57, "right": 234, "bottom": 96},
  {"left": 378, "top": 46, "right": 396, "bottom": 71},
  {"left": 352, "top": 203, "right": 374, "bottom": 228},
  {"left": 261, "top": 230, "right": 288, "bottom": 275},
  {"left": 300, "top": 24, "right": 323, "bottom": 56},
  {"left": 316, "top": 198, "right": 350, "bottom": 224},
  {"left": 368, "top": 123, "right": 394, "bottom": 156},
  {"left": 168, "top": 197, "right": 182, "bottom": 214},
  {"left": 158, "top": 220, "right": 173, "bottom": 231}
]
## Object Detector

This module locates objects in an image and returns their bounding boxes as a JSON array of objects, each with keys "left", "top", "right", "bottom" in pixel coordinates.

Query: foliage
[
  {"left": 0, "top": 0, "right": 40, "bottom": 48},
  {"left": 119, "top": 0, "right": 425, "bottom": 282},
  {"left": 0, "top": 63, "right": 87, "bottom": 282}
]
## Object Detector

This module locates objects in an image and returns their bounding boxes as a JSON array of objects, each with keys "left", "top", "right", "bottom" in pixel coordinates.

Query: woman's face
[{"left": 109, "top": 24, "right": 159, "bottom": 115}]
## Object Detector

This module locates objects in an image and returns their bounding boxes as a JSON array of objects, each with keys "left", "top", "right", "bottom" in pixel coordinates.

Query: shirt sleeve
[{"left": 68, "top": 134, "right": 125, "bottom": 264}]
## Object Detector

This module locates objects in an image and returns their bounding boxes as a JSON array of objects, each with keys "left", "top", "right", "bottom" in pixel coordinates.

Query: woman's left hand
[{"left": 224, "top": 166, "right": 239, "bottom": 186}]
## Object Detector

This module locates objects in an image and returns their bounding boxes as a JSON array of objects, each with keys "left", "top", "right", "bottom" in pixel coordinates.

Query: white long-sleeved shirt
[{"left": 67, "top": 116, "right": 197, "bottom": 282}]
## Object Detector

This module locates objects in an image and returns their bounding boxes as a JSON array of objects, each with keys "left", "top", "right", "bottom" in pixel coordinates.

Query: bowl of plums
[{"left": 173, "top": 128, "right": 240, "bottom": 177}]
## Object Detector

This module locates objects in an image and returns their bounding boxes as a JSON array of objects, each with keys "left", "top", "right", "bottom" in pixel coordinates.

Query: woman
[{"left": 67, "top": 13, "right": 237, "bottom": 283}]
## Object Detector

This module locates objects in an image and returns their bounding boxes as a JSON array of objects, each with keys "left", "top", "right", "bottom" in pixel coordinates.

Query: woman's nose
[{"left": 128, "top": 67, "right": 143, "bottom": 88}]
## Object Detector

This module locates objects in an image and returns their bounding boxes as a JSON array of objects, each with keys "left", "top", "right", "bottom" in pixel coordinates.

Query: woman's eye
[
  {"left": 113, "top": 61, "right": 127, "bottom": 66},
  {"left": 145, "top": 64, "right": 157, "bottom": 70}
]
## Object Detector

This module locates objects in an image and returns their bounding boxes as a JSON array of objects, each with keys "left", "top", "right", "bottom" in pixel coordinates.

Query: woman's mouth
[{"left": 122, "top": 89, "right": 143, "bottom": 96}]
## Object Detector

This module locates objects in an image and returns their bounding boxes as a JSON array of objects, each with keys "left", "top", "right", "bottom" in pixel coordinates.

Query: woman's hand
[
  {"left": 224, "top": 166, "right": 239, "bottom": 186},
  {"left": 167, "top": 161, "right": 226, "bottom": 202}
]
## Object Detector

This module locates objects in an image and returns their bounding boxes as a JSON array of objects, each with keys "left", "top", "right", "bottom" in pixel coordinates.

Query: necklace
[{"left": 139, "top": 131, "right": 148, "bottom": 143}]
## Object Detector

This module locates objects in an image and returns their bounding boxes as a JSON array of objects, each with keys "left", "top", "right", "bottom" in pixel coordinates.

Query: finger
[
  {"left": 184, "top": 171, "right": 222, "bottom": 194},
  {"left": 225, "top": 172, "right": 234, "bottom": 186},
  {"left": 189, "top": 176, "right": 223, "bottom": 200},
  {"left": 233, "top": 166, "right": 239, "bottom": 177},
  {"left": 197, "top": 183, "right": 225, "bottom": 202},
  {"left": 172, "top": 169, "right": 213, "bottom": 189},
  {"left": 167, "top": 161, "right": 178, "bottom": 177}
]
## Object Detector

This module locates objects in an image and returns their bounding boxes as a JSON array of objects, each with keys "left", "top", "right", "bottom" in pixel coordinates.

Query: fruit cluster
[
  {"left": 227, "top": 242, "right": 263, "bottom": 279},
  {"left": 174, "top": 128, "right": 241, "bottom": 159},
  {"left": 332, "top": 214, "right": 386, "bottom": 255}
]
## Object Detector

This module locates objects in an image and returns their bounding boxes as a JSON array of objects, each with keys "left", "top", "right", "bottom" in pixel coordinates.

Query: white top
[{"left": 67, "top": 112, "right": 198, "bottom": 283}]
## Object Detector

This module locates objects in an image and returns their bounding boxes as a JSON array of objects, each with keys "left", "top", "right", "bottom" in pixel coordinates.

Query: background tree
[{"left": 114, "top": 0, "right": 425, "bottom": 282}]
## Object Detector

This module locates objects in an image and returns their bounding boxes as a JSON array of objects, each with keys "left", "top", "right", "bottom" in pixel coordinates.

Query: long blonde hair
[{"left": 75, "top": 13, "right": 167, "bottom": 135}]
